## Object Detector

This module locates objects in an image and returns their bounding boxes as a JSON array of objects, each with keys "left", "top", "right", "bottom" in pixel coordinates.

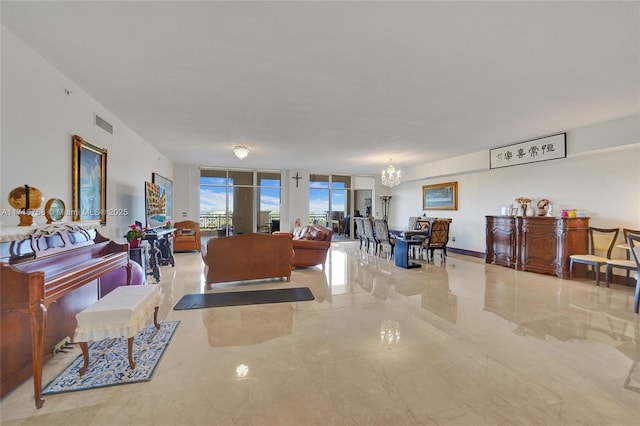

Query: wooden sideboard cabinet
[
  {"left": 485, "top": 216, "right": 589, "bottom": 278},
  {"left": 485, "top": 216, "right": 518, "bottom": 269}
]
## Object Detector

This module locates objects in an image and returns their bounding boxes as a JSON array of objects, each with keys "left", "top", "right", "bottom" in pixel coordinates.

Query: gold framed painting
[
  {"left": 422, "top": 181, "right": 458, "bottom": 211},
  {"left": 72, "top": 135, "right": 107, "bottom": 224}
]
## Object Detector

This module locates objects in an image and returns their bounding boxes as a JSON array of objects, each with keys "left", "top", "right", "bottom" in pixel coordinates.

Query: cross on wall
[{"left": 292, "top": 172, "right": 302, "bottom": 188}]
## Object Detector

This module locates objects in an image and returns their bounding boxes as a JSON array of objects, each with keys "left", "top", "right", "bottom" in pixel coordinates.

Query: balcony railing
[
  {"left": 200, "top": 213, "right": 327, "bottom": 231},
  {"left": 200, "top": 213, "right": 230, "bottom": 230},
  {"left": 309, "top": 214, "right": 327, "bottom": 226},
  {"left": 200, "top": 213, "right": 283, "bottom": 231}
]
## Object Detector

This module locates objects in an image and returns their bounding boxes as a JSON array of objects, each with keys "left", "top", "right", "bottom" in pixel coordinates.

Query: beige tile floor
[{"left": 2, "top": 241, "right": 640, "bottom": 425}]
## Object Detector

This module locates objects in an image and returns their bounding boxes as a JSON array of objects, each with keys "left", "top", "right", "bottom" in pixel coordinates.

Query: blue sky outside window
[{"left": 200, "top": 176, "right": 280, "bottom": 214}]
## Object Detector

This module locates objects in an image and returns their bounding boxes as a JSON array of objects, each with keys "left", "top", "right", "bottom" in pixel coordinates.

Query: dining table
[
  {"left": 394, "top": 238, "right": 424, "bottom": 269},
  {"left": 389, "top": 228, "right": 429, "bottom": 260},
  {"left": 389, "top": 228, "right": 429, "bottom": 239}
]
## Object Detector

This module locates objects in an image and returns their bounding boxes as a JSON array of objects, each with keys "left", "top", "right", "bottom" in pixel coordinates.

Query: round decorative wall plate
[{"left": 44, "top": 198, "right": 65, "bottom": 223}]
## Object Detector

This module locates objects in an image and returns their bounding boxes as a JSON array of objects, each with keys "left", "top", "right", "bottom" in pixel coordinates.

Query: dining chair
[
  {"left": 420, "top": 218, "right": 452, "bottom": 263},
  {"left": 605, "top": 228, "right": 640, "bottom": 287},
  {"left": 569, "top": 227, "right": 619, "bottom": 286},
  {"left": 408, "top": 217, "right": 434, "bottom": 259},
  {"left": 373, "top": 218, "right": 395, "bottom": 260},
  {"left": 626, "top": 233, "right": 640, "bottom": 313},
  {"left": 362, "top": 218, "right": 378, "bottom": 255},
  {"left": 417, "top": 217, "right": 435, "bottom": 232},
  {"left": 408, "top": 216, "right": 419, "bottom": 230},
  {"left": 354, "top": 217, "right": 367, "bottom": 250}
]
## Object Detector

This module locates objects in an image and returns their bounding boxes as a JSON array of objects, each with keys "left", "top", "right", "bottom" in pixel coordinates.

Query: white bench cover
[{"left": 74, "top": 285, "right": 160, "bottom": 342}]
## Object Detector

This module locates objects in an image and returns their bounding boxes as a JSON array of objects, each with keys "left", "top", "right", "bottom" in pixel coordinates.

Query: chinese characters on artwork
[
  {"left": 490, "top": 133, "right": 566, "bottom": 169},
  {"left": 496, "top": 142, "right": 556, "bottom": 162}
]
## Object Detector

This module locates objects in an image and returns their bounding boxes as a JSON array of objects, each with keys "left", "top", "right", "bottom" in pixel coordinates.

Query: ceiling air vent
[{"left": 95, "top": 114, "right": 113, "bottom": 134}]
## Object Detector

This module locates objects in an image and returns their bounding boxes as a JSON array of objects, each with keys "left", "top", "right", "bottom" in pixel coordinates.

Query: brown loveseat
[
  {"left": 203, "top": 233, "right": 294, "bottom": 285},
  {"left": 173, "top": 220, "right": 202, "bottom": 252},
  {"left": 278, "top": 224, "right": 333, "bottom": 268}
]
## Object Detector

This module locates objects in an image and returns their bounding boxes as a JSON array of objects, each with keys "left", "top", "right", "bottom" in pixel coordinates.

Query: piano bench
[{"left": 73, "top": 285, "right": 161, "bottom": 375}]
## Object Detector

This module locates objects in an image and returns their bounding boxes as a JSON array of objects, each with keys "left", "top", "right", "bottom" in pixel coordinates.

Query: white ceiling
[{"left": 2, "top": 1, "right": 639, "bottom": 177}]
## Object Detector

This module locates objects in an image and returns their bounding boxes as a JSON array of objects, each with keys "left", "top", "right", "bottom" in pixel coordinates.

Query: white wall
[
  {"left": 1, "top": 27, "right": 172, "bottom": 242},
  {"left": 285, "top": 169, "right": 309, "bottom": 231},
  {"left": 390, "top": 115, "right": 640, "bottom": 258},
  {"left": 172, "top": 164, "right": 200, "bottom": 222}
]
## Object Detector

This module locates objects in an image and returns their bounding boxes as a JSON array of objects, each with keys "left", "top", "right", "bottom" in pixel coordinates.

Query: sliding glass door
[
  {"left": 257, "top": 172, "right": 281, "bottom": 233},
  {"left": 309, "top": 174, "right": 329, "bottom": 226},
  {"left": 200, "top": 170, "right": 230, "bottom": 236},
  {"left": 200, "top": 169, "right": 281, "bottom": 236},
  {"left": 331, "top": 175, "right": 351, "bottom": 236},
  {"left": 309, "top": 173, "right": 351, "bottom": 235}
]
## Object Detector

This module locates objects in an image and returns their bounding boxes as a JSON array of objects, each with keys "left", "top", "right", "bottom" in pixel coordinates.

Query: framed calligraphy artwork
[{"left": 490, "top": 133, "right": 566, "bottom": 169}]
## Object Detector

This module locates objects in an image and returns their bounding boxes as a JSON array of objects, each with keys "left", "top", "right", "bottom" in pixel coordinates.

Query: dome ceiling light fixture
[
  {"left": 233, "top": 145, "right": 250, "bottom": 160},
  {"left": 381, "top": 158, "right": 401, "bottom": 187}
]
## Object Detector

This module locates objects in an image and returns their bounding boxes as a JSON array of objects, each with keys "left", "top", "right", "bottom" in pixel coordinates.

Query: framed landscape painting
[
  {"left": 72, "top": 135, "right": 107, "bottom": 224},
  {"left": 422, "top": 181, "right": 458, "bottom": 211}
]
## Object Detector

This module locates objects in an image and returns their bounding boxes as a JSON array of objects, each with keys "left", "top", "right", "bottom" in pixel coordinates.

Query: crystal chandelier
[
  {"left": 233, "top": 145, "right": 250, "bottom": 160},
  {"left": 381, "top": 158, "right": 401, "bottom": 187}
]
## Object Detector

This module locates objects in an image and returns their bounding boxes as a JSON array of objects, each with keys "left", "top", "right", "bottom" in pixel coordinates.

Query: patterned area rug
[{"left": 42, "top": 321, "right": 179, "bottom": 395}]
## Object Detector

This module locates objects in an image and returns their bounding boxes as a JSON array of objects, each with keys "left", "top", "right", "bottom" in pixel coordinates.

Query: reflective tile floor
[{"left": 2, "top": 241, "right": 640, "bottom": 425}]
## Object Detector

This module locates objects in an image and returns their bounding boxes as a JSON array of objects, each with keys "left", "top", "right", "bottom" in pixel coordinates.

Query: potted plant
[{"left": 126, "top": 224, "right": 146, "bottom": 248}]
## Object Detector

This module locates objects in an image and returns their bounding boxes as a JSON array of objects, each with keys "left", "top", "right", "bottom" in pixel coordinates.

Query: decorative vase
[
  {"left": 129, "top": 238, "right": 141, "bottom": 248},
  {"left": 519, "top": 203, "right": 527, "bottom": 216},
  {"left": 526, "top": 203, "right": 535, "bottom": 216}
]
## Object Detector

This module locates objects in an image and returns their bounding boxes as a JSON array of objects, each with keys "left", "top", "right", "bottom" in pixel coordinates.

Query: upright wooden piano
[{"left": 0, "top": 223, "right": 131, "bottom": 408}]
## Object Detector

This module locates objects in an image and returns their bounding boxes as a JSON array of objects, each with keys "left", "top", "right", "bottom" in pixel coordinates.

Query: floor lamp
[{"left": 380, "top": 196, "right": 392, "bottom": 221}]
